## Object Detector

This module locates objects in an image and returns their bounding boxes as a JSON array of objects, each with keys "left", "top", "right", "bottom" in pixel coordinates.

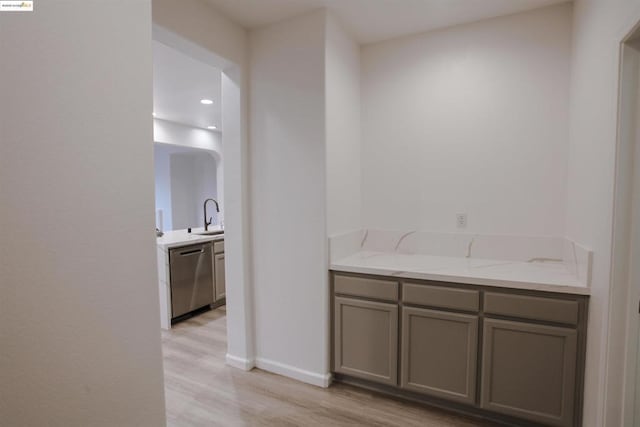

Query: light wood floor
[{"left": 161, "top": 307, "right": 493, "bottom": 427}]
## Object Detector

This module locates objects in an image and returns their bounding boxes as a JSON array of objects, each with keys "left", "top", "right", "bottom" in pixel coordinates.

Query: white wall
[
  {"left": 0, "top": 1, "right": 166, "bottom": 425},
  {"left": 170, "top": 154, "right": 196, "bottom": 229},
  {"left": 171, "top": 155, "right": 199, "bottom": 229},
  {"left": 361, "top": 4, "right": 572, "bottom": 236},
  {"left": 154, "top": 118, "right": 222, "bottom": 155},
  {"left": 326, "top": 14, "right": 362, "bottom": 236},
  {"left": 220, "top": 66, "right": 254, "bottom": 366},
  {"left": 250, "top": 10, "right": 330, "bottom": 385},
  {"left": 193, "top": 154, "right": 219, "bottom": 225},
  {"left": 563, "top": 1, "right": 640, "bottom": 425},
  {"left": 169, "top": 152, "right": 218, "bottom": 230},
  {"left": 154, "top": 145, "right": 173, "bottom": 230},
  {"left": 152, "top": 0, "right": 245, "bottom": 68}
]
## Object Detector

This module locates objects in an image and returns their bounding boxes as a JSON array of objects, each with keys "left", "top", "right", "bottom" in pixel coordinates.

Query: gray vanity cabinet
[
  {"left": 480, "top": 318, "right": 578, "bottom": 427},
  {"left": 330, "top": 272, "right": 587, "bottom": 427},
  {"left": 400, "top": 307, "right": 478, "bottom": 405},
  {"left": 334, "top": 296, "right": 398, "bottom": 386}
]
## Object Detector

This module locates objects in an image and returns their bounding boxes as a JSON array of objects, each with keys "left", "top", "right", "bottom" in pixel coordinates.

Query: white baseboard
[
  {"left": 225, "top": 353, "right": 255, "bottom": 371},
  {"left": 255, "top": 357, "right": 332, "bottom": 388}
]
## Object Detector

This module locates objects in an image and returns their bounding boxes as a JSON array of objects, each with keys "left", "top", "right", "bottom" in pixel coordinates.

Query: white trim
[
  {"left": 225, "top": 353, "right": 255, "bottom": 371},
  {"left": 255, "top": 358, "right": 332, "bottom": 388},
  {"left": 606, "top": 10, "right": 640, "bottom": 427}
]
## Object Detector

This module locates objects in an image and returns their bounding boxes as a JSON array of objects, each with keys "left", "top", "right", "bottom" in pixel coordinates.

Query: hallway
[{"left": 162, "top": 309, "right": 492, "bottom": 426}]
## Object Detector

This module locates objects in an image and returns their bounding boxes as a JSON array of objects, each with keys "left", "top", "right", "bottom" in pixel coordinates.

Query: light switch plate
[{"left": 456, "top": 213, "right": 467, "bottom": 229}]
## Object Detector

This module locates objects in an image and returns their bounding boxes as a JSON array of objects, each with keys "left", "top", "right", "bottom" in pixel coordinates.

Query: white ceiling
[
  {"left": 206, "top": 0, "right": 570, "bottom": 44},
  {"left": 153, "top": 1, "right": 570, "bottom": 129},
  {"left": 153, "top": 41, "right": 222, "bottom": 131}
]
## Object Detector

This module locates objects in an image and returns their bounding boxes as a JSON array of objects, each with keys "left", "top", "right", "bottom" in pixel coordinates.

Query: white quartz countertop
[
  {"left": 331, "top": 251, "right": 590, "bottom": 295},
  {"left": 156, "top": 227, "right": 224, "bottom": 249}
]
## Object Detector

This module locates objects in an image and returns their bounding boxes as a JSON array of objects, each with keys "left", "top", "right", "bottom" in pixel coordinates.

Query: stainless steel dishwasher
[{"left": 169, "top": 242, "right": 214, "bottom": 320}]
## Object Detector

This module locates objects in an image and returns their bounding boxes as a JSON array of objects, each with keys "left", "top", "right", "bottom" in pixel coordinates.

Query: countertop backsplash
[{"left": 329, "top": 228, "right": 592, "bottom": 287}]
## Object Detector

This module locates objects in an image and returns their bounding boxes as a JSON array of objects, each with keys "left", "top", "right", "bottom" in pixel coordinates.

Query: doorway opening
[
  {"left": 150, "top": 22, "right": 253, "bottom": 422},
  {"left": 611, "top": 23, "right": 640, "bottom": 427}
]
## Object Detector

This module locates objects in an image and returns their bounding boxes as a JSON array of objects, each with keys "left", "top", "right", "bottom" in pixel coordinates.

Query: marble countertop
[
  {"left": 331, "top": 251, "right": 590, "bottom": 295},
  {"left": 156, "top": 227, "right": 224, "bottom": 250}
]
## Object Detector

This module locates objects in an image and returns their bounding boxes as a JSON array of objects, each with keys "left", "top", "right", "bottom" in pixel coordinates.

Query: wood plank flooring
[{"left": 161, "top": 308, "right": 493, "bottom": 427}]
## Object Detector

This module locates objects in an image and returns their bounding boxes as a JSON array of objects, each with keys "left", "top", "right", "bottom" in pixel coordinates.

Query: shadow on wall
[{"left": 154, "top": 143, "right": 218, "bottom": 231}]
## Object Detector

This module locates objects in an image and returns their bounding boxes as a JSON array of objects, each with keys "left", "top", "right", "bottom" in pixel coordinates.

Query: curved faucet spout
[{"left": 203, "top": 198, "right": 220, "bottom": 231}]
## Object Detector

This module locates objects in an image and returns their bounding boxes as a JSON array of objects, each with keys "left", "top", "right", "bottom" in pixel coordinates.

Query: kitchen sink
[{"left": 193, "top": 230, "right": 224, "bottom": 236}]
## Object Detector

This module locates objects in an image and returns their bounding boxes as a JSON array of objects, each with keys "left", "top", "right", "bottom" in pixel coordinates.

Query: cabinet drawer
[
  {"left": 213, "top": 240, "right": 224, "bottom": 254},
  {"left": 484, "top": 293, "right": 579, "bottom": 325},
  {"left": 403, "top": 282, "right": 479, "bottom": 312},
  {"left": 334, "top": 275, "right": 398, "bottom": 302}
]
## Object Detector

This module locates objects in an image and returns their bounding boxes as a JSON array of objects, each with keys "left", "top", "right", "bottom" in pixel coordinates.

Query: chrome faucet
[{"left": 203, "top": 198, "right": 220, "bottom": 231}]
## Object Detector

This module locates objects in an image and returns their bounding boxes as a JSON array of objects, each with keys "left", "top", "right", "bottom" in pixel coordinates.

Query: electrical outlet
[{"left": 456, "top": 213, "right": 467, "bottom": 229}]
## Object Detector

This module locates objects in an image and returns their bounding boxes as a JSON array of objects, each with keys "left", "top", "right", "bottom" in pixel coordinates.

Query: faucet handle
[{"left": 207, "top": 216, "right": 213, "bottom": 225}]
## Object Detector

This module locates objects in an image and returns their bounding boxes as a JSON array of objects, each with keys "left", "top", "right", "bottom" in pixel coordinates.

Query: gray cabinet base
[
  {"left": 334, "top": 373, "right": 549, "bottom": 427},
  {"left": 330, "top": 271, "right": 587, "bottom": 427}
]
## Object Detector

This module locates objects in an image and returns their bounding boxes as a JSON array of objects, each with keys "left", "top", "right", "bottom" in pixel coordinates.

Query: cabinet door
[
  {"left": 214, "top": 253, "right": 225, "bottom": 301},
  {"left": 400, "top": 307, "right": 478, "bottom": 405},
  {"left": 481, "top": 319, "right": 577, "bottom": 427},
  {"left": 334, "top": 296, "right": 398, "bottom": 385}
]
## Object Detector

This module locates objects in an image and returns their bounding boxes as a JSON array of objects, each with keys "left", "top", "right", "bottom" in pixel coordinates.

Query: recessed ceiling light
[
  {"left": 200, "top": 99, "right": 213, "bottom": 105},
  {"left": 207, "top": 125, "right": 217, "bottom": 130}
]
